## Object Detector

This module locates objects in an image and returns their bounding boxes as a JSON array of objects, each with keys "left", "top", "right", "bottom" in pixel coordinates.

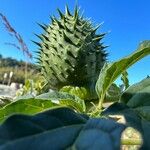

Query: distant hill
[
  {"left": 0, "top": 54, "right": 36, "bottom": 69},
  {"left": 0, "top": 54, "right": 39, "bottom": 84}
]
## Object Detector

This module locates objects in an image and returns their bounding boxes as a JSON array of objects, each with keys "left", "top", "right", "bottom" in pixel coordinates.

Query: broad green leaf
[
  {"left": 0, "top": 91, "right": 86, "bottom": 123},
  {"left": 103, "top": 76, "right": 150, "bottom": 149},
  {"left": 0, "top": 107, "right": 125, "bottom": 150},
  {"left": 0, "top": 98, "right": 56, "bottom": 123},
  {"left": 120, "top": 78, "right": 150, "bottom": 121},
  {"left": 71, "top": 118, "right": 125, "bottom": 150},
  {"left": 121, "top": 77, "right": 150, "bottom": 104},
  {"left": 96, "top": 41, "right": 150, "bottom": 109},
  {"left": 60, "top": 99, "right": 86, "bottom": 113},
  {"left": 36, "top": 91, "right": 86, "bottom": 113},
  {"left": 15, "top": 94, "right": 35, "bottom": 100},
  {"left": 102, "top": 102, "right": 150, "bottom": 149},
  {"left": 141, "top": 120, "right": 150, "bottom": 150},
  {"left": 127, "top": 86, "right": 150, "bottom": 108},
  {"left": 136, "top": 106, "right": 150, "bottom": 121},
  {"left": 102, "top": 103, "right": 143, "bottom": 131},
  {"left": 36, "top": 91, "right": 79, "bottom": 101}
]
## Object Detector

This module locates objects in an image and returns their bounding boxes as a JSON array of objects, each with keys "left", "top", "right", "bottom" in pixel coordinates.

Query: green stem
[
  {"left": 121, "top": 138, "right": 142, "bottom": 145},
  {"left": 90, "top": 95, "right": 105, "bottom": 117},
  {"left": 98, "top": 95, "right": 105, "bottom": 112}
]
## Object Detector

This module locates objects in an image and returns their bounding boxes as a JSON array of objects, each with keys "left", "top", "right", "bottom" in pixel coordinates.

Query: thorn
[
  {"left": 63, "top": 32, "right": 75, "bottom": 46},
  {"left": 73, "top": 18, "right": 78, "bottom": 30},
  {"left": 74, "top": 5, "right": 79, "bottom": 20},
  {"left": 34, "top": 33, "right": 43, "bottom": 40},
  {"left": 34, "top": 50, "right": 41, "bottom": 54},
  {"left": 32, "top": 40, "right": 41, "bottom": 47},
  {"left": 37, "top": 23, "right": 47, "bottom": 31},
  {"left": 43, "top": 34, "right": 50, "bottom": 41},
  {"left": 57, "top": 8, "right": 64, "bottom": 19},
  {"left": 92, "top": 24, "right": 101, "bottom": 33},
  {"left": 65, "top": 5, "right": 71, "bottom": 16},
  {"left": 56, "top": 20, "right": 64, "bottom": 29},
  {"left": 81, "top": 21, "right": 87, "bottom": 28},
  {"left": 84, "top": 32, "right": 91, "bottom": 40},
  {"left": 49, "top": 25, "right": 53, "bottom": 30},
  {"left": 44, "top": 43, "right": 49, "bottom": 49},
  {"left": 50, "top": 16, "right": 55, "bottom": 23},
  {"left": 43, "top": 23, "right": 48, "bottom": 28},
  {"left": 92, "top": 36, "right": 103, "bottom": 42},
  {"left": 64, "top": 24, "right": 71, "bottom": 33}
]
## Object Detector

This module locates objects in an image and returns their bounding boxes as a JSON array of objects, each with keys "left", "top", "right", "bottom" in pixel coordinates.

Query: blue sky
[{"left": 0, "top": 0, "right": 150, "bottom": 85}]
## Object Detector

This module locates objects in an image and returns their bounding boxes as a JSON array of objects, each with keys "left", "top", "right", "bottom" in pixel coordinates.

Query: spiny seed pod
[{"left": 34, "top": 6, "right": 108, "bottom": 92}]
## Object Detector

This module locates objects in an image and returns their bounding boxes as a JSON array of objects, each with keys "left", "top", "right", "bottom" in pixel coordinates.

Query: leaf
[
  {"left": 60, "top": 86, "right": 91, "bottom": 100},
  {"left": 102, "top": 102, "right": 150, "bottom": 149},
  {"left": 60, "top": 99, "right": 86, "bottom": 113},
  {"left": 36, "top": 91, "right": 86, "bottom": 113},
  {"left": 36, "top": 91, "right": 78, "bottom": 101},
  {"left": 0, "top": 107, "right": 126, "bottom": 150},
  {"left": 127, "top": 85, "right": 150, "bottom": 108},
  {"left": 121, "top": 77, "right": 150, "bottom": 104},
  {"left": 105, "top": 78, "right": 150, "bottom": 149},
  {"left": 15, "top": 94, "right": 35, "bottom": 100},
  {"left": 96, "top": 40, "right": 150, "bottom": 108},
  {"left": 0, "top": 96, "right": 12, "bottom": 108},
  {"left": 105, "top": 83, "right": 122, "bottom": 102},
  {"left": 102, "top": 103, "right": 143, "bottom": 131},
  {"left": 121, "top": 70, "right": 129, "bottom": 90},
  {"left": 0, "top": 91, "right": 86, "bottom": 123},
  {"left": 141, "top": 120, "right": 150, "bottom": 150},
  {"left": 120, "top": 77, "right": 150, "bottom": 121},
  {"left": 72, "top": 118, "right": 126, "bottom": 150},
  {"left": 0, "top": 98, "right": 56, "bottom": 123},
  {"left": 137, "top": 40, "right": 150, "bottom": 50}
]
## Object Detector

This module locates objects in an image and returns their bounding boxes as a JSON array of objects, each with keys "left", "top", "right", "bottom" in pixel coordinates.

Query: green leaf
[
  {"left": 0, "top": 107, "right": 126, "bottom": 150},
  {"left": 121, "top": 77, "right": 150, "bottom": 104},
  {"left": 36, "top": 91, "right": 86, "bottom": 113},
  {"left": 60, "top": 99, "right": 86, "bottom": 113},
  {"left": 15, "top": 94, "right": 35, "bottom": 100},
  {"left": 96, "top": 40, "right": 150, "bottom": 110},
  {"left": 102, "top": 102, "right": 150, "bottom": 149},
  {"left": 36, "top": 91, "right": 77, "bottom": 101},
  {"left": 137, "top": 40, "right": 150, "bottom": 50},
  {"left": 0, "top": 98, "right": 56, "bottom": 123},
  {"left": 127, "top": 85, "right": 150, "bottom": 108},
  {"left": 0, "top": 91, "right": 86, "bottom": 123},
  {"left": 121, "top": 70, "right": 130, "bottom": 90},
  {"left": 102, "top": 77, "right": 150, "bottom": 149},
  {"left": 0, "top": 96, "right": 12, "bottom": 108},
  {"left": 120, "top": 77, "right": 150, "bottom": 121},
  {"left": 60, "top": 86, "right": 91, "bottom": 100},
  {"left": 141, "top": 120, "right": 150, "bottom": 149},
  {"left": 105, "top": 83, "right": 122, "bottom": 102}
]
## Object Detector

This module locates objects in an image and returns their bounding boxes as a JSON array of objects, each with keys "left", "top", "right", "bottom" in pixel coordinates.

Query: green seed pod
[{"left": 35, "top": 6, "right": 107, "bottom": 92}]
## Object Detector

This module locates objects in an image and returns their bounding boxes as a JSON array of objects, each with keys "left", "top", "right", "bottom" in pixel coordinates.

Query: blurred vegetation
[
  {"left": 0, "top": 54, "right": 39, "bottom": 84},
  {"left": 16, "top": 76, "right": 49, "bottom": 97}
]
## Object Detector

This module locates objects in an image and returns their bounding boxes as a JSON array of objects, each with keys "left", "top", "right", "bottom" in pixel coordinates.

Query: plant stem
[
  {"left": 98, "top": 96, "right": 104, "bottom": 112},
  {"left": 90, "top": 95, "right": 105, "bottom": 117},
  {"left": 121, "top": 138, "right": 142, "bottom": 145}
]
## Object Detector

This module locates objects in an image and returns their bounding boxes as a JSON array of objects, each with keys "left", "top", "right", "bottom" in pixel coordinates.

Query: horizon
[{"left": 0, "top": 0, "right": 150, "bottom": 85}]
